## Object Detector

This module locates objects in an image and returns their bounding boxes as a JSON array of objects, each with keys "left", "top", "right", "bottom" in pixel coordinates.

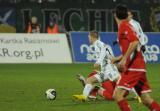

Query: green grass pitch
[{"left": 0, "top": 64, "right": 159, "bottom": 111}]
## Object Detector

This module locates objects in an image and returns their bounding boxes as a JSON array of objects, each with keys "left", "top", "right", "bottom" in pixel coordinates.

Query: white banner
[{"left": 0, "top": 34, "right": 72, "bottom": 63}]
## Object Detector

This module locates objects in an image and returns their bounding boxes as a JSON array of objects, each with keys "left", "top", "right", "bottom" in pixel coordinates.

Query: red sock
[
  {"left": 118, "top": 99, "right": 131, "bottom": 111},
  {"left": 149, "top": 101, "right": 160, "bottom": 111},
  {"left": 103, "top": 90, "right": 113, "bottom": 100}
]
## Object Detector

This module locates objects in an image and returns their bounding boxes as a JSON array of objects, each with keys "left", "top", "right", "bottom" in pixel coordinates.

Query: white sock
[{"left": 83, "top": 84, "right": 93, "bottom": 97}]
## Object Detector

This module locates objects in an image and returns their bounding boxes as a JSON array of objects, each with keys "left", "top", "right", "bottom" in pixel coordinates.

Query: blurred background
[{"left": 0, "top": 0, "right": 160, "bottom": 33}]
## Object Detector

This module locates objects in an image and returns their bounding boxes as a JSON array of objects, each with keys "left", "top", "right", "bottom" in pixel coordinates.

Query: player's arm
[
  {"left": 119, "top": 41, "right": 139, "bottom": 68},
  {"left": 111, "top": 55, "right": 123, "bottom": 64},
  {"left": 111, "top": 55, "right": 123, "bottom": 72},
  {"left": 119, "top": 25, "right": 139, "bottom": 70},
  {"left": 94, "top": 43, "right": 106, "bottom": 69},
  {"left": 106, "top": 45, "right": 116, "bottom": 61},
  {"left": 106, "top": 45, "right": 114, "bottom": 57}
]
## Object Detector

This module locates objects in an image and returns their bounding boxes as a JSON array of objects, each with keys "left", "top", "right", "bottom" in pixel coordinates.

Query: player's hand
[
  {"left": 118, "top": 58, "right": 126, "bottom": 72},
  {"left": 94, "top": 64, "right": 100, "bottom": 69}
]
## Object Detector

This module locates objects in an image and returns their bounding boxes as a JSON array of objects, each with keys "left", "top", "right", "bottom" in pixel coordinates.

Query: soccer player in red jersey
[{"left": 112, "top": 4, "right": 160, "bottom": 111}]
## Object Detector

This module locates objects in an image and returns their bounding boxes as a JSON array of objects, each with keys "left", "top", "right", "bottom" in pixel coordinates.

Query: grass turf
[{"left": 0, "top": 64, "right": 159, "bottom": 111}]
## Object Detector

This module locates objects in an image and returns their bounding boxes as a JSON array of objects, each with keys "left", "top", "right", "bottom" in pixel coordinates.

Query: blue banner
[
  {"left": 70, "top": 32, "right": 160, "bottom": 63},
  {"left": 144, "top": 33, "right": 160, "bottom": 63}
]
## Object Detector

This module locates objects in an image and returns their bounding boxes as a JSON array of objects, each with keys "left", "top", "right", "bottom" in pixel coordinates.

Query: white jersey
[
  {"left": 93, "top": 40, "right": 113, "bottom": 71},
  {"left": 129, "top": 19, "right": 147, "bottom": 46},
  {"left": 92, "top": 40, "right": 119, "bottom": 82}
]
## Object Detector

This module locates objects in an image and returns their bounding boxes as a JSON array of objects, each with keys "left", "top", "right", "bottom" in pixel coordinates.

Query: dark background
[{"left": 0, "top": 0, "right": 160, "bottom": 32}]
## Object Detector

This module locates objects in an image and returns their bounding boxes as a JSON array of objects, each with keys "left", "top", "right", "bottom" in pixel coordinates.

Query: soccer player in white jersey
[{"left": 73, "top": 31, "right": 120, "bottom": 101}]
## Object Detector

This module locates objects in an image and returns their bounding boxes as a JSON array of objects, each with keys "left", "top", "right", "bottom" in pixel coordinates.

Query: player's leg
[
  {"left": 113, "top": 72, "right": 141, "bottom": 111},
  {"left": 73, "top": 73, "right": 100, "bottom": 101},
  {"left": 82, "top": 70, "right": 113, "bottom": 99},
  {"left": 76, "top": 71, "right": 105, "bottom": 100},
  {"left": 113, "top": 87, "right": 131, "bottom": 111},
  {"left": 82, "top": 75, "right": 99, "bottom": 97},
  {"left": 73, "top": 64, "right": 118, "bottom": 101},
  {"left": 97, "top": 64, "right": 120, "bottom": 100},
  {"left": 130, "top": 88, "right": 142, "bottom": 103},
  {"left": 136, "top": 73, "right": 160, "bottom": 110},
  {"left": 141, "top": 93, "right": 160, "bottom": 110},
  {"left": 88, "top": 86, "right": 99, "bottom": 99},
  {"left": 76, "top": 74, "right": 86, "bottom": 86}
]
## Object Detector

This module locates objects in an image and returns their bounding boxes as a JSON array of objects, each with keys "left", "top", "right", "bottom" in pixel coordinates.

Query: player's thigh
[
  {"left": 87, "top": 70, "right": 98, "bottom": 78},
  {"left": 93, "top": 72, "right": 109, "bottom": 83},
  {"left": 86, "top": 75, "right": 98, "bottom": 84}
]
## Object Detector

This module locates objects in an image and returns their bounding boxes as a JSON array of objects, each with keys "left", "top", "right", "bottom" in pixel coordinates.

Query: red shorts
[{"left": 117, "top": 71, "right": 151, "bottom": 96}]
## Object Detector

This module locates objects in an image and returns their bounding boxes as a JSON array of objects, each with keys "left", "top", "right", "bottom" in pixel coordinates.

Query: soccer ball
[{"left": 45, "top": 89, "right": 56, "bottom": 100}]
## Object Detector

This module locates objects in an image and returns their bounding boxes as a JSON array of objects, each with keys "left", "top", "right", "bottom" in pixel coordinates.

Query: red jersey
[{"left": 118, "top": 20, "right": 146, "bottom": 72}]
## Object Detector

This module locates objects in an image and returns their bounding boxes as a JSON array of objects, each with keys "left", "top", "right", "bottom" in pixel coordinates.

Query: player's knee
[
  {"left": 142, "top": 98, "right": 152, "bottom": 106},
  {"left": 113, "top": 92, "right": 121, "bottom": 101},
  {"left": 86, "top": 78, "right": 92, "bottom": 84},
  {"left": 113, "top": 88, "right": 125, "bottom": 101},
  {"left": 113, "top": 92, "right": 120, "bottom": 101},
  {"left": 141, "top": 93, "right": 153, "bottom": 106}
]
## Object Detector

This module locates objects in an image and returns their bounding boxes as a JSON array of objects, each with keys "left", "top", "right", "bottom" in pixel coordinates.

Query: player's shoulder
[
  {"left": 130, "top": 19, "right": 140, "bottom": 26},
  {"left": 96, "top": 40, "right": 104, "bottom": 44},
  {"left": 121, "top": 20, "right": 131, "bottom": 27},
  {"left": 96, "top": 40, "right": 106, "bottom": 47},
  {"left": 106, "top": 44, "right": 111, "bottom": 49},
  {"left": 120, "top": 20, "right": 134, "bottom": 30}
]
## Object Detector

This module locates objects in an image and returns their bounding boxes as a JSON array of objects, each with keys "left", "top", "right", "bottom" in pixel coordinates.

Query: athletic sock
[
  {"left": 149, "top": 101, "right": 160, "bottom": 111},
  {"left": 83, "top": 84, "right": 93, "bottom": 97},
  {"left": 117, "top": 99, "right": 131, "bottom": 111}
]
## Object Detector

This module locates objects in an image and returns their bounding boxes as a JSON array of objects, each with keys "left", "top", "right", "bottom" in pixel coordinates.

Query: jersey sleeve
[
  {"left": 106, "top": 45, "right": 114, "bottom": 59},
  {"left": 126, "top": 24, "right": 139, "bottom": 42},
  {"left": 137, "top": 23, "right": 147, "bottom": 45},
  {"left": 95, "top": 42, "right": 106, "bottom": 65}
]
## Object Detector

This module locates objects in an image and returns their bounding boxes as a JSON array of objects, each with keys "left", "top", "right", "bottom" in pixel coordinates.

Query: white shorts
[{"left": 94, "top": 64, "right": 119, "bottom": 82}]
